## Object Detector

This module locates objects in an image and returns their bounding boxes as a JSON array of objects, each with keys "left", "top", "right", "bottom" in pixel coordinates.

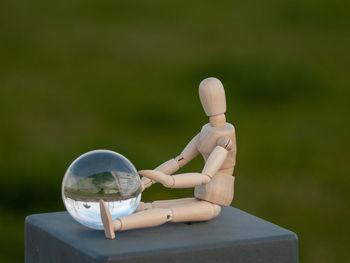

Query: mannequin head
[{"left": 198, "top": 77, "right": 226, "bottom": 127}]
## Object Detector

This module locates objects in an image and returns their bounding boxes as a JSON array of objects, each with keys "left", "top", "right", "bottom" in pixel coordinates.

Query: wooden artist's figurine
[{"left": 100, "top": 77, "right": 237, "bottom": 239}]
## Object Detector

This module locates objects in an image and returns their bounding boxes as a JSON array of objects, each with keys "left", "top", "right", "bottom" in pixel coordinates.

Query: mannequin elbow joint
[{"left": 202, "top": 174, "right": 211, "bottom": 184}]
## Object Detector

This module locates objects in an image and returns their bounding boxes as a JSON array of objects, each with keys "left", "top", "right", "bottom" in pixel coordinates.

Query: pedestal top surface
[{"left": 26, "top": 206, "right": 296, "bottom": 260}]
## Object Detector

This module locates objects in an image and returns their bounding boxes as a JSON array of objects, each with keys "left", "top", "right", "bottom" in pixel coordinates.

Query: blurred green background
[{"left": 1, "top": 0, "right": 349, "bottom": 262}]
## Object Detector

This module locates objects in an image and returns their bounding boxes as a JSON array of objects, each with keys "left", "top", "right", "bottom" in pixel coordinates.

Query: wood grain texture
[
  {"left": 199, "top": 77, "right": 226, "bottom": 116},
  {"left": 99, "top": 199, "right": 115, "bottom": 239},
  {"left": 100, "top": 77, "right": 237, "bottom": 238},
  {"left": 195, "top": 174, "right": 235, "bottom": 206}
]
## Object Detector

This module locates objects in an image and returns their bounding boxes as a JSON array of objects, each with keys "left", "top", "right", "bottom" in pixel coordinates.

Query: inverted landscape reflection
[{"left": 62, "top": 150, "right": 141, "bottom": 229}]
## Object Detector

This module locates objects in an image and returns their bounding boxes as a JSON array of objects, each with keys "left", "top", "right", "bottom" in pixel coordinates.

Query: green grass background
[{"left": 1, "top": 0, "right": 349, "bottom": 262}]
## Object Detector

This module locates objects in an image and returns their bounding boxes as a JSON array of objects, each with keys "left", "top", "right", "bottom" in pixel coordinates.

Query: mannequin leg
[
  {"left": 136, "top": 197, "right": 197, "bottom": 212},
  {"left": 171, "top": 200, "right": 221, "bottom": 223},
  {"left": 100, "top": 199, "right": 221, "bottom": 239}
]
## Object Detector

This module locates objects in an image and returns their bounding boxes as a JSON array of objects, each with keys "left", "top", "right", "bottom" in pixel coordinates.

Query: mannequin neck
[{"left": 209, "top": 114, "right": 226, "bottom": 127}]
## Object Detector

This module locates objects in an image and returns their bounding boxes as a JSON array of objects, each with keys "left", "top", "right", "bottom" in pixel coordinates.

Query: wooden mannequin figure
[{"left": 100, "top": 77, "right": 237, "bottom": 239}]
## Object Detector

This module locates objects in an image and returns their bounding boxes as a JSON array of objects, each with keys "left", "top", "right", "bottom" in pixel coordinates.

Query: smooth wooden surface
[
  {"left": 99, "top": 199, "right": 115, "bottom": 239},
  {"left": 201, "top": 146, "right": 228, "bottom": 177},
  {"left": 199, "top": 77, "right": 226, "bottom": 116},
  {"left": 195, "top": 174, "right": 235, "bottom": 206},
  {"left": 102, "top": 77, "right": 237, "bottom": 238}
]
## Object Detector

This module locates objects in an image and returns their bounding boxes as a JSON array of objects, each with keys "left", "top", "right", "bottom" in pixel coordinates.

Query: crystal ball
[{"left": 62, "top": 150, "right": 142, "bottom": 230}]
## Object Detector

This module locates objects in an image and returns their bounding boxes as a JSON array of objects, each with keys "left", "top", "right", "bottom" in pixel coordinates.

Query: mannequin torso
[{"left": 195, "top": 122, "right": 236, "bottom": 206}]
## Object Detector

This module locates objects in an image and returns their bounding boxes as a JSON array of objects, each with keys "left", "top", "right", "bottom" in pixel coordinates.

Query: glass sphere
[{"left": 62, "top": 150, "right": 141, "bottom": 230}]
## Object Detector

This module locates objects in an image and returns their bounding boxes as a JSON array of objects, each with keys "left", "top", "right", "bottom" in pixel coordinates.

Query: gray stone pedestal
[{"left": 25, "top": 207, "right": 298, "bottom": 263}]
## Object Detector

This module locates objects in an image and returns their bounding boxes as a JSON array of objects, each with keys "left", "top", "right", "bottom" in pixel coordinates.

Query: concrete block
[{"left": 25, "top": 206, "right": 298, "bottom": 263}]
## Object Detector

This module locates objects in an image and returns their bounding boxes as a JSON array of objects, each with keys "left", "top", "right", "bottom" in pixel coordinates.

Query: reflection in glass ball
[{"left": 62, "top": 150, "right": 141, "bottom": 230}]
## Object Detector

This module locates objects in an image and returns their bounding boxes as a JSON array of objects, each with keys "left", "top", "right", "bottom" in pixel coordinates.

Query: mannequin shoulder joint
[{"left": 216, "top": 136, "right": 232, "bottom": 151}]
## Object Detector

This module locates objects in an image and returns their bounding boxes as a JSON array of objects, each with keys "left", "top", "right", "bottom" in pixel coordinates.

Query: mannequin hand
[
  {"left": 139, "top": 176, "right": 153, "bottom": 192},
  {"left": 140, "top": 179, "right": 147, "bottom": 192},
  {"left": 139, "top": 170, "right": 174, "bottom": 188}
]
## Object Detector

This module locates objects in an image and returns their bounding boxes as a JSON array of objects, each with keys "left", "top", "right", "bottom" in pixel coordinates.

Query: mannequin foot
[{"left": 99, "top": 199, "right": 115, "bottom": 239}]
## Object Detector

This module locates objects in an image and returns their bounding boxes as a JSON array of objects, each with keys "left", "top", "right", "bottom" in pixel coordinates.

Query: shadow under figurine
[{"left": 100, "top": 77, "right": 237, "bottom": 239}]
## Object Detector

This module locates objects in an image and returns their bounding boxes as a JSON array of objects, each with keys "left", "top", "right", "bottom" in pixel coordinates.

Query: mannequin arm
[
  {"left": 140, "top": 138, "right": 231, "bottom": 188},
  {"left": 141, "top": 133, "right": 200, "bottom": 191}
]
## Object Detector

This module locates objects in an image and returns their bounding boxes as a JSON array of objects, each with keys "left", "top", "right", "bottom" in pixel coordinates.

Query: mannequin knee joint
[{"left": 212, "top": 204, "right": 221, "bottom": 218}]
